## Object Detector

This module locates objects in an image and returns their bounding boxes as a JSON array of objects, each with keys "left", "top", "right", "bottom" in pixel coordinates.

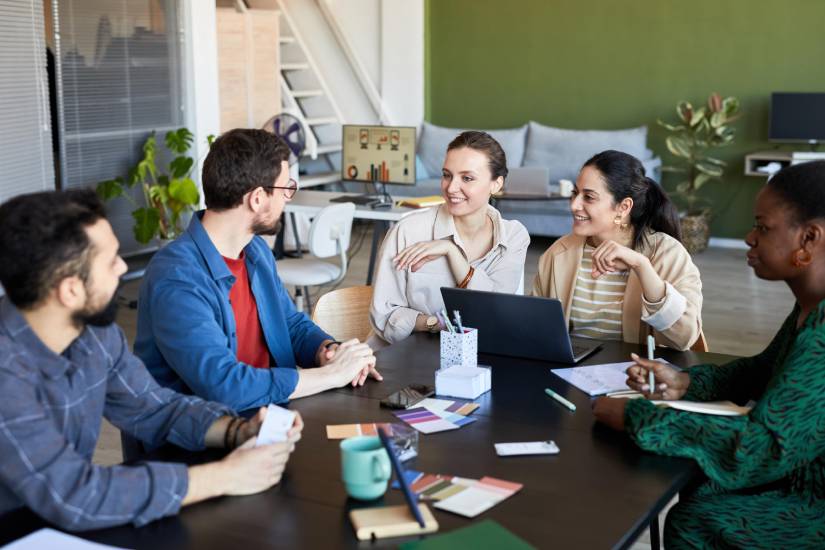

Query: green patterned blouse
[{"left": 625, "top": 300, "right": 825, "bottom": 502}]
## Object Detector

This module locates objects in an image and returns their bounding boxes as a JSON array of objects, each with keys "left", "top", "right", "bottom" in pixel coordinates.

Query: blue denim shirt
[
  {"left": 0, "top": 298, "right": 231, "bottom": 530},
  {"left": 135, "top": 212, "right": 331, "bottom": 411}
]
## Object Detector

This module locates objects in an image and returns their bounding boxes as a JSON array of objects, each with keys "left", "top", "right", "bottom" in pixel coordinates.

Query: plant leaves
[
  {"left": 708, "top": 92, "right": 723, "bottom": 113},
  {"left": 657, "top": 118, "right": 685, "bottom": 132},
  {"left": 690, "top": 107, "right": 706, "bottom": 127},
  {"left": 677, "top": 101, "right": 693, "bottom": 123},
  {"left": 169, "top": 156, "right": 194, "bottom": 179},
  {"left": 97, "top": 178, "right": 124, "bottom": 200},
  {"left": 694, "top": 172, "right": 713, "bottom": 190},
  {"left": 722, "top": 96, "right": 740, "bottom": 115},
  {"left": 704, "top": 157, "right": 727, "bottom": 167},
  {"left": 696, "top": 161, "right": 724, "bottom": 177},
  {"left": 132, "top": 207, "right": 160, "bottom": 244},
  {"left": 207, "top": 134, "right": 216, "bottom": 147},
  {"left": 666, "top": 135, "right": 691, "bottom": 158},
  {"left": 168, "top": 177, "right": 200, "bottom": 205},
  {"left": 165, "top": 128, "right": 194, "bottom": 155},
  {"left": 676, "top": 181, "right": 692, "bottom": 193},
  {"left": 662, "top": 165, "right": 688, "bottom": 173}
]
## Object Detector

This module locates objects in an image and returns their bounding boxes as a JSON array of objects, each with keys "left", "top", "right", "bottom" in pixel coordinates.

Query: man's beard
[
  {"left": 72, "top": 294, "right": 119, "bottom": 328},
  {"left": 251, "top": 216, "right": 282, "bottom": 236}
]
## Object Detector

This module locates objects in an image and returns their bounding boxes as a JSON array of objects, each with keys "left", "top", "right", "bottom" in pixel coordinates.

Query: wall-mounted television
[{"left": 769, "top": 92, "right": 825, "bottom": 144}]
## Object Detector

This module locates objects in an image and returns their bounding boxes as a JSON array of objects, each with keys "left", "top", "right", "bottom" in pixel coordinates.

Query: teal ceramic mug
[{"left": 340, "top": 436, "right": 391, "bottom": 500}]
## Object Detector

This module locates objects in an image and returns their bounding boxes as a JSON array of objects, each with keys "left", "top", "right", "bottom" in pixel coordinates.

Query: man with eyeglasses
[{"left": 134, "top": 129, "right": 381, "bottom": 426}]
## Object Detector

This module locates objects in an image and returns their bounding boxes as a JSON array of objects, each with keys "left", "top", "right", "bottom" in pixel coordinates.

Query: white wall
[
  {"left": 181, "top": 0, "right": 221, "bottom": 205},
  {"left": 293, "top": 0, "right": 424, "bottom": 126}
]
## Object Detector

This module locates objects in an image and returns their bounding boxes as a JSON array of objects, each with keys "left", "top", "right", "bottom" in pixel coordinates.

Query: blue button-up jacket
[{"left": 135, "top": 212, "right": 331, "bottom": 411}]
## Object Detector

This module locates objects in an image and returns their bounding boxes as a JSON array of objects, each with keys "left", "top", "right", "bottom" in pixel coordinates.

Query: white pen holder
[{"left": 439, "top": 327, "right": 478, "bottom": 369}]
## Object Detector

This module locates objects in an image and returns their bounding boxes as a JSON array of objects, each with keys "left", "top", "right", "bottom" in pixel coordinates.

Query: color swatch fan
[{"left": 262, "top": 112, "right": 306, "bottom": 165}]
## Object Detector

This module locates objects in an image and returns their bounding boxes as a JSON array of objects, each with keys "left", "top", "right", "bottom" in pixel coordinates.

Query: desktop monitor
[
  {"left": 769, "top": 92, "right": 825, "bottom": 144},
  {"left": 341, "top": 125, "right": 416, "bottom": 185}
]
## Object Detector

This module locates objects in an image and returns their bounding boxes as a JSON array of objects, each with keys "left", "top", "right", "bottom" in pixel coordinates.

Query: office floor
[{"left": 100, "top": 228, "right": 792, "bottom": 547}]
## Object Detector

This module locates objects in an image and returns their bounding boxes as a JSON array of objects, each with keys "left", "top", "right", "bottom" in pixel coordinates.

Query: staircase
[{"left": 276, "top": 1, "right": 344, "bottom": 188}]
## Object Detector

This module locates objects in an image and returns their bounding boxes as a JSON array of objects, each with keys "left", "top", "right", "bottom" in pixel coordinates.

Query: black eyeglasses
[{"left": 264, "top": 178, "right": 298, "bottom": 199}]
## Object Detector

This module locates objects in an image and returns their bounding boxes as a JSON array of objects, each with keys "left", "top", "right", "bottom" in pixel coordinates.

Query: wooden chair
[
  {"left": 311, "top": 285, "right": 374, "bottom": 342},
  {"left": 691, "top": 331, "right": 709, "bottom": 352}
]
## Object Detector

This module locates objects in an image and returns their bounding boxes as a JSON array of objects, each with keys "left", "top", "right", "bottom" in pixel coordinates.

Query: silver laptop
[
  {"left": 505, "top": 167, "right": 551, "bottom": 194},
  {"left": 441, "top": 287, "right": 602, "bottom": 364}
]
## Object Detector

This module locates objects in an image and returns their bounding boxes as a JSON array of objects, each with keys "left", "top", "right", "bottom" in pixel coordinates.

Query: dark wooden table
[{"left": 0, "top": 335, "right": 735, "bottom": 549}]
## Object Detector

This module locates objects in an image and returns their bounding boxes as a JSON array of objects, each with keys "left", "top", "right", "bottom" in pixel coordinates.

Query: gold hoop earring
[{"left": 791, "top": 248, "right": 813, "bottom": 268}]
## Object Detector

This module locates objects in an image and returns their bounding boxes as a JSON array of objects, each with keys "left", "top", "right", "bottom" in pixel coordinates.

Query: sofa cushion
[
  {"left": 417, "top": 121, "right": 528, "bottom": 179},
  {"left": 523, "top": 122, "right": 650, "bottom": 184}
]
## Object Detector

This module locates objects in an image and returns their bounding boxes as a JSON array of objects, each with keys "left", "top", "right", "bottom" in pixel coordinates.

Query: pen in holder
[{"left": 439, "top": 327, "right": 478, "bottom": 369}]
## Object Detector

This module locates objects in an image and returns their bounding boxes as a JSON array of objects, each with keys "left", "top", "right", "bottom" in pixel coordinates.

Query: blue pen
[
  {"left": 453, "top": 310, "right": 464, "bottom": 333},
  {"left": 377, "top": 427, "right": 426, "bottom": 527}
]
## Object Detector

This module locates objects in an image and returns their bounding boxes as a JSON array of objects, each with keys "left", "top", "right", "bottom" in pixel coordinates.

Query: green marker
[{"left": 544, "top": 388, "right": 576, "bottom": 412}]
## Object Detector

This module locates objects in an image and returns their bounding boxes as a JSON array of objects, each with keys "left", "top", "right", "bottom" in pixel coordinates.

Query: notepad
[
  {"left": 607, "top": 393, "right": 753, "bottom": 416},
  {"left": 349, "top": 504, "right": 439, "bottom": 540},
  {"left": 396, "top": 195, "right": 446, "bottom": 208},
  {"left": 399, "top": 519, "right": 534, "bottom": 549},
  {"left": 551, "top": 360, "right": 678, "bottom": 396}
]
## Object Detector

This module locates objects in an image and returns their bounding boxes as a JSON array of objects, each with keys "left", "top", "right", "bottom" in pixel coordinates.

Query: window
[
  {"left": 0, "top": 0, "right": 55, "bottom": 202},
  {"left": 54, "top": 0, "right": 184, "bottom": 253}
]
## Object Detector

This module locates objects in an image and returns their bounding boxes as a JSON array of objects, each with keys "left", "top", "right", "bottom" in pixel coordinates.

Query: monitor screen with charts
[{"left": 341, "top": 125, "right": 416, "bottom": 185}]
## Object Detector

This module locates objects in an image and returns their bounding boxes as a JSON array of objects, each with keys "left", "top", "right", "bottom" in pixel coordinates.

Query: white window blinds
[
  {"left": 55, "top": 0, "right": 184, "bottom": 253},
  {"left": 0, "top": 0, "right": 55, "bottom": 202}
]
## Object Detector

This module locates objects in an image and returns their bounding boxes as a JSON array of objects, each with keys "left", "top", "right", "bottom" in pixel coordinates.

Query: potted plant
[
  {"left": 97, "top": 128, "right": 205, "bottom": 244},
  {"left": 658, "top": 92, "right": 741, "bottom": 254}
]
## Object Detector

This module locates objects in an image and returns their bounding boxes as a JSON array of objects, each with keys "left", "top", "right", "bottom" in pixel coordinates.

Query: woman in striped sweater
[{"left": 533, "top": 150, "right": 703, "bottom": 350}]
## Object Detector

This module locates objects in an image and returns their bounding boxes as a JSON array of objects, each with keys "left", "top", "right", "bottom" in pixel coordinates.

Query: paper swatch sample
[
  {"left": 392, "top": 404, "right": 476, "bottom": 434},
  {"left": 551, "top": 360, "right": 678, "bottom": 396},
  {"left": 326, "top": 422, "right": 392, "bottom": 439},
  {"left": 394, "top": 471, "right": 522, "bottom": 518},
  {"left": 256, "top": 404, "right": 296, "bottom": 446}
]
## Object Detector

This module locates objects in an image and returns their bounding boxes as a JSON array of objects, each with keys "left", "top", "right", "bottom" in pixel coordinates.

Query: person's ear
[
  {"left": 247, "top": 187, "right": 265, "bottom": 213},
  {"left": 618, "top": 197, "right": 634, "bottom": 217},
  {"left": 54, "top": 275, "right": 85, "bottom": 310},
  {"left": 802, "top": 222, "right": 825, "bottom": 251},
  {"left": 491, "top": 176, "right": 504, "bottom": 196}
]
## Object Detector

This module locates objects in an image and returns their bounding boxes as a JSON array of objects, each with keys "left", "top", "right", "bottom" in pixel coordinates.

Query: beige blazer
[{"left": 533, "top": 231, "right": 703, "bottom": 350}]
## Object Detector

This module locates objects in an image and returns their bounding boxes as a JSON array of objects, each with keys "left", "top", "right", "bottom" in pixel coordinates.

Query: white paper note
[
  {"left": 494, "top": 441, "right": 560, "bottom": 456},
  {"left": 1, "top": 529, "right": 129, "bottom": 550},
  {"left": 551, "top": 360, "right": 678, "bottom": 396},
  {"left": 256, "top": 404, "right": 296, "bottom": 446}
]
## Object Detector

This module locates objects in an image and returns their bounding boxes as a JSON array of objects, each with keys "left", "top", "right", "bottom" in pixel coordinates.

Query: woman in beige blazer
[
  {"left": 533, "top": 150, "right": 702, "bottom": 350},
  {"left": 370, "top": 131, "right": 530, "bottom": 345}
]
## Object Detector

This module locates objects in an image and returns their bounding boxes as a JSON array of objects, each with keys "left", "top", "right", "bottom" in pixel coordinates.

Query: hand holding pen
[{"left": 625, "top": 353, "right": 691, "bottom": 401}]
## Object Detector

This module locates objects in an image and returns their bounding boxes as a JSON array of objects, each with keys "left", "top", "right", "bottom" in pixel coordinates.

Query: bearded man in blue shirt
[{"left": 135, "top": 129, "right": 380, "bottom": 413}]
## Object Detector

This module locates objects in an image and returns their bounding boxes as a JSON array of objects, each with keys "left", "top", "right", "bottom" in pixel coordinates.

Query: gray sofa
[{"left": 365, "top": 121, "right": 662, "bottom": 237}]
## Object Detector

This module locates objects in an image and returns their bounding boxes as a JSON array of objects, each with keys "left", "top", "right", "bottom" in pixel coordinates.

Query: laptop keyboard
[{"left": 571, "top": 343, "right": 593, "bottom": 357}]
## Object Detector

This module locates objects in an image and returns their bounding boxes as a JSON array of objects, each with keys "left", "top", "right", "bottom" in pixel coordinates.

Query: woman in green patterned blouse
[{"left": 593, "top": 160, "right": 825, "bottom": 548}]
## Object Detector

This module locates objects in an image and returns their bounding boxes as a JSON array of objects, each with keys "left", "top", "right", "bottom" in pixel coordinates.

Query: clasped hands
[
  {"left": 588, "top": 239, "right": 647, "bottom": 279},
  {"left": 592, "top": 353, "right": 691, "bottom": 431},
  {"left": 317, "top": 338, "right": 383, "bottom": 387}
]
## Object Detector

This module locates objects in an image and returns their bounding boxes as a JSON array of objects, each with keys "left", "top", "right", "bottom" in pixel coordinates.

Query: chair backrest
[
  {"left": 690, "top": 331, "right": 709, "bottom": 352},
  {"left": 308, "top": 202, "right": 356, "bottom": 259},
  {"left": 312, "top": 285, "right": 374, "bottom": 342}
]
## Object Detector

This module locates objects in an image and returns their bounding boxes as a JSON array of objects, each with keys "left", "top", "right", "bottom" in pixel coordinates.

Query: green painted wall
[{"left": 425, "top": 0, "right": 825, "bottom": 239}]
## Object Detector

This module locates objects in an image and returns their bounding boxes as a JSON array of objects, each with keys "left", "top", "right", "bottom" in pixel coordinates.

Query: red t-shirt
[{"left": 223, "top": 253, "right": 271, "bottom": 369}]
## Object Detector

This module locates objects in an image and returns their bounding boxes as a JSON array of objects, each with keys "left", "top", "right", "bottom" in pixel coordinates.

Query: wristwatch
[{"left": 425, "top": 315, "right": 440, "bottom": 333}]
